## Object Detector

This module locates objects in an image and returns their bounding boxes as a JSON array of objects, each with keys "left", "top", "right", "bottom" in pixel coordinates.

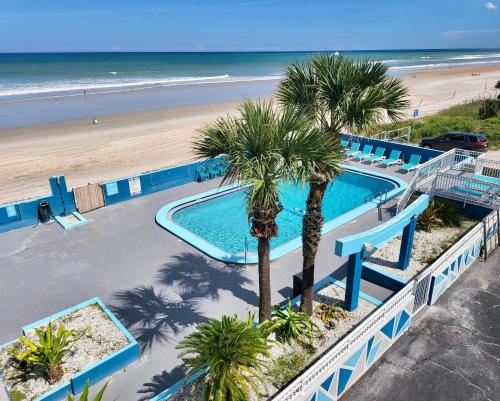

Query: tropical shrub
[
  {"left": 314, "top": 302, "right": 349, "bottom": 326},
  {"left": 268, "top": 352, "right": 310, "bottom": 389},
  {"left": 260, "top": 300, "right": 321, "bottom": 348},
  {"left": 417, "top": 200, "right": 461, "bottom": 232},
  {"left": 67, "top": 379, "right": 109, "bottom": 401},
  {"left": 15, "top": 322, "right": 78, "bottom": 384},
  {"left": 479, "top": 99, "right": 498, "bottom": 119},
  {"left": 177, "top": 314, "right": 271, "bottom": 401}
]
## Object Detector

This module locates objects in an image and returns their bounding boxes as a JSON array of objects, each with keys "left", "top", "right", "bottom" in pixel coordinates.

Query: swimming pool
[{"left": 156, "top": 165, "right": 407, "bottom": 263}]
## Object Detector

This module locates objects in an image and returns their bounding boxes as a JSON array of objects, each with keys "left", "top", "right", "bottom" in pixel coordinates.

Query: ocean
[
  {"left": 1, "top": 49, "right": 500, "bottom": 99},
  {"left": 0, "top": 49, "right": 498, "bottom": 128}
]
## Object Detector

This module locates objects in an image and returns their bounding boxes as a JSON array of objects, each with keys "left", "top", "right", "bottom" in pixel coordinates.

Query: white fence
[
  {"left": 272, "top": 209, "right": 499, "bottom": 401},
  {"left": 396, "top": 149, "right": 500, "bottom": 213},
  {"left": 396, "top": 149, "right": 455, "bottom": 213},
  {"left": 432, "top": 173, "right": 500, "bottom": 208},
  {"left": 273, "top": 283, "right": 415, "bottom": 401},
  {"left": 371, "top": 126, "right": 412, "bottom": 143}
]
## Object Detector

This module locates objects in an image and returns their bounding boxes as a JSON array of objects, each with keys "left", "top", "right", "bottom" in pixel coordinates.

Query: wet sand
[{"left": 0, "top": 64, "right": 499, "bottom": 204}]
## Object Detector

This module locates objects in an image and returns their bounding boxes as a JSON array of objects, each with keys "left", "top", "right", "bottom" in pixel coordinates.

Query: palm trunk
[
  {"left": 257, "top": 237, "right": 272, "bottom": 322},
  {"left": 300, "top": 181, "right": 329, "bottom": 316}
]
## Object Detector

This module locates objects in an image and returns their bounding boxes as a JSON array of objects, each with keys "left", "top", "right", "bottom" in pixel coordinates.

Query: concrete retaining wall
[{"left": 0, "top": 176, "right": 75, "bottom": 234}]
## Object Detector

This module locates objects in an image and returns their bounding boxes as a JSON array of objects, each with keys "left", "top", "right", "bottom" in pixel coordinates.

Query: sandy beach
[{"left": 0, "top": 64, "right": 499, "bottom": 204}]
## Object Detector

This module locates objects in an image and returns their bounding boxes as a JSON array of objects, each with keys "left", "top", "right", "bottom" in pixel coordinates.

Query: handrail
[{"left": 396, "top": 149, "right": 455, "bottom": 213}]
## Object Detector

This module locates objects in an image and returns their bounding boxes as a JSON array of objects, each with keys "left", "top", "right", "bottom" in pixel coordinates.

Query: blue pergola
[{"left": 335, "top": 194, "right": 430, "bottom": 311}]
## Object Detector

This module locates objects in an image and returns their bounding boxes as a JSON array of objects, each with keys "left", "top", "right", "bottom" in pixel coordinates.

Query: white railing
[
  {"left": 371, "top": 126, "right": 412, "bottom": 143},
  {"left": 452, "top": 149, "right": 500, "bottom": 179},
  {"left": 273, "top": 283, "right": 414, "bottom": 401},
  {"left": 396, "top": 149, "right": 500, "bottom": 213},
  {"left": 433, "top": 173, "right": 500, "bottom": 208},
  {"left": 396, "top": 149, "right": 455, "bottom": 213}
]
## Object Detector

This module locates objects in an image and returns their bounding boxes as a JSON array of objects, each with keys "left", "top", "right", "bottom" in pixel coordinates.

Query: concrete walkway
[
  {"left": 342, "top": 249, "right": 500, "bottom": 401},
  {"left": 0, "top": 160, "right": 410, "bottom": 400}
]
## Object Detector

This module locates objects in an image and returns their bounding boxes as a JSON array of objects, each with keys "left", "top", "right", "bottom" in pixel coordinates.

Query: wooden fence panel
[{"left": 74, "top": 184, "right": 105, "bottom": 213}]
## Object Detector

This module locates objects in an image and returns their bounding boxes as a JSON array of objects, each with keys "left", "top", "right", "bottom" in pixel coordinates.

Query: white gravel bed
[
  {"left": 170, "top": 282, "right": 377, "bottom": 401},
  {"left": 0, "top": 303, "right": 130, "bottom": 401},
  {"left": 367, "top": 219, "right": 478, "bottom": 281}
]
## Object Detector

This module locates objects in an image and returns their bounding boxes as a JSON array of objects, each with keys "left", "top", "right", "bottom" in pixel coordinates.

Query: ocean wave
[
  {"left": 0, "top": 74, "right": 281, "bottom": 99},
  {"left": 449, "top": 53, "right": 500, "bottom": 60},
  {"left": 389, "top": 59, "right": 500, "bottom": 71}
]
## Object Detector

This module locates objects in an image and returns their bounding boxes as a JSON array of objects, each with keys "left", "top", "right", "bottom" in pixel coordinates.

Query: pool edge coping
[{"left": 155, "top": 164, "right": 408, "bottom": 264}]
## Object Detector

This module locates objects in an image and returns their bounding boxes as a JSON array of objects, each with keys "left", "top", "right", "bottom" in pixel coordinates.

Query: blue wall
[
  {"left": 342, "top": 134, "right": 443, "bottom": 163},
  {"left": 102, "top": 160, "right": 206, "bottom": 205},
  {"left": 0, "top": 176, "right": 75, "bottom": 234}
]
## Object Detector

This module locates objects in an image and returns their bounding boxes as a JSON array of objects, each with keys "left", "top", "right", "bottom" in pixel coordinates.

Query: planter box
[{"left": 1, "top": 298, "right": 139, "bottom": 401}]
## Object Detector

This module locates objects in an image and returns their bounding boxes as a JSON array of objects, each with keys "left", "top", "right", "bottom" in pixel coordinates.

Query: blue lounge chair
[
  {"left": 208, "top": 161, "right": 221, "bottom": 178},
  {"left": 341, "top": 139, "right": 349, "bottom": 148},
  {"left": 378, "top": 150, "right": 402, "bottom": 167},
  {"left": 196, "top": 166, "right": 210, "bottom": 182},
  {"left": 398, "top": 154, "right": 421, "bottom": 173},
  {"left": 473, "top": 174, "right": 500, "bottom": 186},
  {"left": 352, "top": 145, "right": 373, "bottom": 161},
  {"left": 345, "top": 142, "right": 361, "bottom": 158},
  {"left": 364, "top": 147, "right": 386, "bottom": 164}
]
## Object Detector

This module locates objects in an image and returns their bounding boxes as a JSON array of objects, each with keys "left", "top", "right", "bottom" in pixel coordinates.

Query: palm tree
[
  {"left": 194, "top": 100, "right": 313, "bottom": 322},
  {"left": 176, "top": 314, "right": 271, "bottom": 401},
  {"left": 277, "top": 55, "right": 409, "bottom": 315}
]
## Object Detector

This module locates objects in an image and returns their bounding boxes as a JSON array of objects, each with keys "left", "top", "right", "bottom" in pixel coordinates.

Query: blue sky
[{"left": 0, "top": 0, "right": 499, "bottom": 52}]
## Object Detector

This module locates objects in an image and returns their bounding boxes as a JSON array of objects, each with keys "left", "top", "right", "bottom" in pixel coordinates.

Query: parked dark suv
[{"left": 420, "top": 132, "right": 488, "bottom": 152}]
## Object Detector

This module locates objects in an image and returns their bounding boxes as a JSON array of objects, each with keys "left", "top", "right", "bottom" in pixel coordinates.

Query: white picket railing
[
  {"left": 273, "top": 209, "right": 499, "bottom": 401},
  {"left": 396, "top": 149, "right": 500, "bottom": 213},
  {"left": 273, "top": 283, "right": 414, "bottom": 401},
  {"left": 396, "top": 149, "right": 455, "bottom": 213},
  {"left": 433, "top": 173, "right": 500, "bottom": 208}
]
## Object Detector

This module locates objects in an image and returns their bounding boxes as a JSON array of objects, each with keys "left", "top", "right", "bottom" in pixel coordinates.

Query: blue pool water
[{"left": 172, "top": 171, "right": 394, "bottom": 255}]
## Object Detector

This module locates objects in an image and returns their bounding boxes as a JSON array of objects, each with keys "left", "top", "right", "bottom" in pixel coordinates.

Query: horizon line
[{"left": 1, "top": 47, "right": 500, "bottom": 55}]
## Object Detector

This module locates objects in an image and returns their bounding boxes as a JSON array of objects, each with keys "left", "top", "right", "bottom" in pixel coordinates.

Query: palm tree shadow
[
  {"left": 157, "top": 253, "right": 259, "bottom": 305},
  {"left": 137, "top": 366, "right": 187, "bottom": 401},
  {"left": 109, "top": 285, "right": 205, "bottom": 352}
]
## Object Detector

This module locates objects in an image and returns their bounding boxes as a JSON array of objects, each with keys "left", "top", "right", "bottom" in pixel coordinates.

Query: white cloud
[{"left": 485, "top": 1, "right": 497, "bottom": 11}]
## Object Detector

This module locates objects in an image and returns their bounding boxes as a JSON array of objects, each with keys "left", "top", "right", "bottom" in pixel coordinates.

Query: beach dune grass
[{"left": 370, "top": 100, "right": 500, "bottom": 148}]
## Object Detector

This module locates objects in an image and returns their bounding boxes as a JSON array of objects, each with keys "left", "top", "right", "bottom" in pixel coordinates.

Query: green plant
[
  {"left": 417, "top": 200, "right": 461, "bottom": 232},
  {"left": 268, "top": 352, "right": 310, "bottom": 389},
  {"left": 479, "top": 99, "right": 498, "bottom": 119},
  {"left": 67, "top": 379, "right": 109, "bottom": 401},
  {"left": 260, "top": 299, "right": 321, "bottom": 348},
  {"left": 194, "top": 100, "right": 318, "bottom": 322},
  {"left": 177, "top": 314, "right": 271, "bottom": 401},
  {"left": 10, "top": 390, "right": 25, "bottom": 401},
  {"left": 314, "top": 302, "right": 349, "bottom": 325},
  {"left": 277, "top": 55, "right": 409, "bottom": 316},
  {"left": 15, "top": 322, "right": 78, "bottom": 384}
]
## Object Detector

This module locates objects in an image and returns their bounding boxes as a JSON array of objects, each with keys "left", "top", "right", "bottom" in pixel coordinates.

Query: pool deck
[{"left": 0, "top": 160, "right": 413, "bottom": 400}]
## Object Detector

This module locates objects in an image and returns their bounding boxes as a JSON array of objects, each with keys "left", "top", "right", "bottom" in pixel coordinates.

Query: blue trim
[
  {"left": 398, "top": 217, "right": 417, "bottom": 270},
  {"left": 54, "top": 212, "right": 89, "bottom": 230},
  {"left": 345, "top": 252, "right": 363, "bottom": 311},
  {"left": 0, "top": 298, "right": 140, "bottom": 400},
  {"left": 288, "top": 275, "right": 382, "bottom": 307},
  {"left": 361, "top": 262, "right": 408, "bottom": 292},
  {"left": 335, "top": 194, "right": 429, "bottom": 257},
  {"left": 148, "top": 371, "right": 204, "bottom": 401},
  {"left": 156, "top": 165, "right": 407, "bottom": 264}
]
